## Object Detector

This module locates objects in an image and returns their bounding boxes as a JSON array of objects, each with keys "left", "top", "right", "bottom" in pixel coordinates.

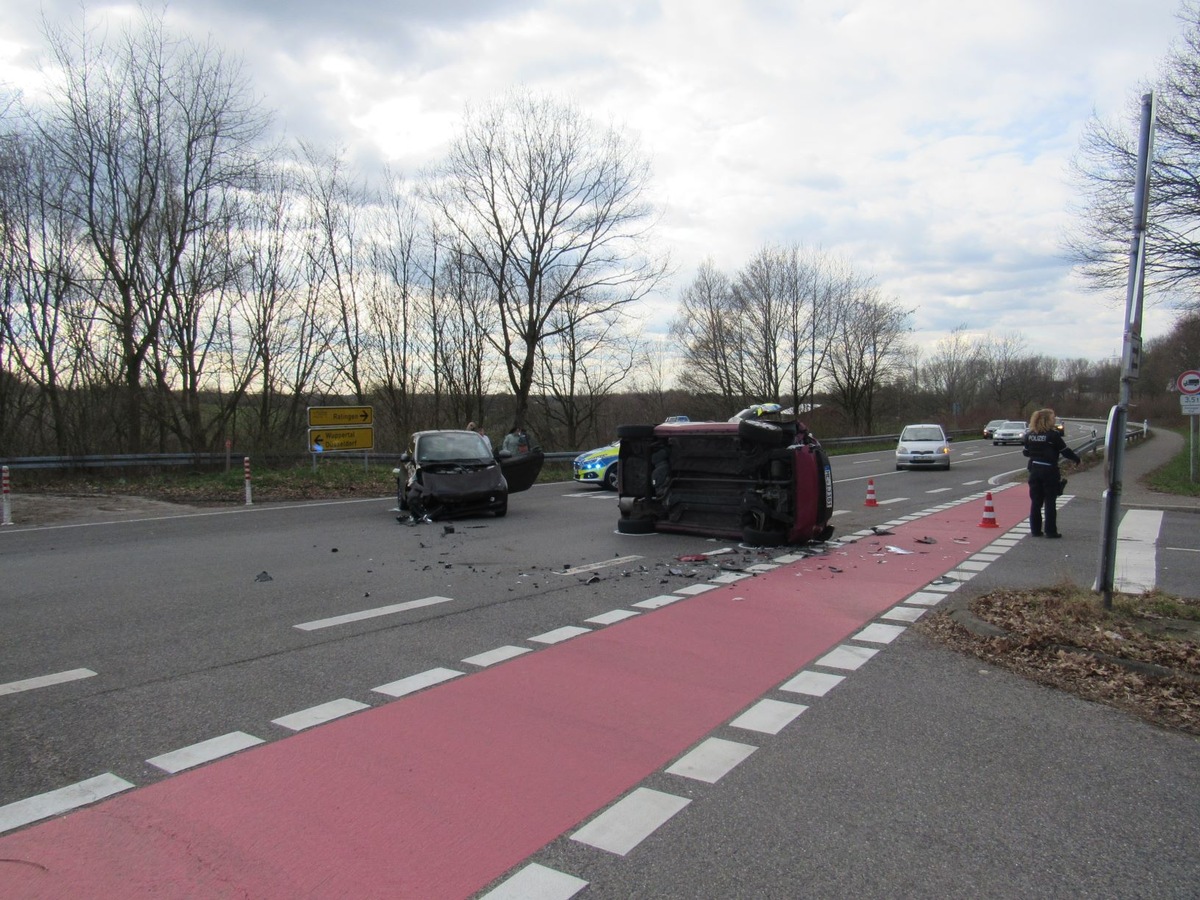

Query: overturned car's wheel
[
  {"left": 742, "top": 525, "right": 788, "bottom": 547},
  {"left": 617, "top": 517, "right": 656, "bottom": 534}
]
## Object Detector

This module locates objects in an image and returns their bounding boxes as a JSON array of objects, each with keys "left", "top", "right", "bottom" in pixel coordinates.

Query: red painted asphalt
[{"left": 1, "top": 490, "right": 1027, "bottom": 898}]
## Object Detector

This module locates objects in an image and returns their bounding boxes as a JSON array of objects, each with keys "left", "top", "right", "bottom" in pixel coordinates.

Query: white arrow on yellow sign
[{"left": 309, "top": 426, "right": 374, "bottom": 452}]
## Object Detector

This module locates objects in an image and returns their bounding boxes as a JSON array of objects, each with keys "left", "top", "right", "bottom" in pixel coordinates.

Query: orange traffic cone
[
  {"left": 864, "top": 478, "right": 878, "bottom": 507},
  {"left": 978, "top": 491, "right": 998, "bottom": 528}
]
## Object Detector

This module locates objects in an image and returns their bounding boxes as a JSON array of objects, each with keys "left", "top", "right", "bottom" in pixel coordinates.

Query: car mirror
[
  {"left": 399, "top": 452, "right": 412, "bottom": 464},
  {"left": 946, "top": 436, "right": 953, "bottom": 442}
]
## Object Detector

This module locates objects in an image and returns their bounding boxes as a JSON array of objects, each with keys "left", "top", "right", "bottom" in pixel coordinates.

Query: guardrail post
[
  {"left": 244, "top": 457, "right": 252, "bottom": 506},
  {"left": 2, "top": 466, "right": 12, "bottom": 525}
]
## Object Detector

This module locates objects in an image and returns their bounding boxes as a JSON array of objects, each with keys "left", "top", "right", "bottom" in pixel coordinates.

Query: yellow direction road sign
[
  {"left": 309, "top": 426, "right": 374, "bottom": 452},
  {"left": 308, "top": 405, "right": 374, "bottom": 427}
]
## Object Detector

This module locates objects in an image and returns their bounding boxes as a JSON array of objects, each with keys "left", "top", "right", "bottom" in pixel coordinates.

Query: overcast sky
[{"left": 1, "top": 0, "right": 1189, "bottom": 363}]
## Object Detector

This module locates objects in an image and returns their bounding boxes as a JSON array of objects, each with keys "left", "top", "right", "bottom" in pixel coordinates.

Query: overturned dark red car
[
  {"left": 395, "top": 430, "right": 543, "bottom": 522},
  {"left": 615, "top": 419, "right": 834, "bottom": 546}
]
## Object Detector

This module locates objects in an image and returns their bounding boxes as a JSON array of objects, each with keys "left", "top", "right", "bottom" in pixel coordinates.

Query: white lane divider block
[
  {"left": 674, "top": 583, "right": 718, "bottom": 595},
  {"left": 666, "top": 737, "right": 757, "bottom": 784},
  {"left": 586, "top": 609, "right": 640, "bottom": 625},
  {"left": 0, "top": 668, "right": 97, "bottom": 696},
  {"left": 571, "top": 787, "right": 691, "bottom": 856},
  {"left": 272, "top": 698, "right": 369, "bottom": 731},
  {"left": 147, "top": 732, "right": 264, "bottom": 774},
  {"left": 712, "top": 572, "right": 752, "bottom": 584},
  {"left": 730, "top": 698, "right": 808, "bottom": 734},
  {"left": 853, "top": 623, "right": 907, "bottom": 644},
  {"left": 0, "top": 773, "right": 134, "bottom": 834},
  {"left": 815, "top": 644, "right": 879, "bottom": 671},
  {"left": 529, "top": 626, "right": 591, "bottom": 645},
  {"left": 463, "top": 646, "right": 532, "bottom": 667},
  {"left": 632, "top": 595, "right": 686, "bottom": 610},
  {"left": 905, "top": 591, "right": 948, "bottom": 606},
  {"left": 480, "top": 862, "right": 588, "bottom": 900},
  {"left": 779, "top": 670, "right": 844, "bottom": 697},
  {"left": 373, "top": 667, "right": 463, "bottom": 698},
  {"left": 882, "top": 606, "right": 926, "bottom": 623}
]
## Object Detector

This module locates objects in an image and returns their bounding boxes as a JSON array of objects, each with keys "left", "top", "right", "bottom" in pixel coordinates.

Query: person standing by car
[
  {"left": 500, "top": 426, "right": 521, "bottom": 456},
  {"left": 1022, "top": 408, "right": 1080, "bottom": 538},
  {"left": 467, "top": 422, "right": 492, "bottom": 455}
]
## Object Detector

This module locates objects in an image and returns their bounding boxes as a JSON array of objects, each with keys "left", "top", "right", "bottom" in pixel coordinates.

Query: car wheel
[
  {"left": 738, "top": 418, "right": 789, "bottom": 446},
  {"left": 993, "top": 441, "right": 999, "bottom": 445},
  {"left": 616, "top": 424, "right": 656, "bottom": 439},
  {"left": 742, "top": 526, "right": 787, "bottom": 547},
  {"left": 617, "top": 516, "right": 656, "bottom": 534},
  {"left": 603, "top": 464, "right": 619, "bottom": 491},
  {"left": 896, "top": 464, "right": 904, "bottom": 471}
]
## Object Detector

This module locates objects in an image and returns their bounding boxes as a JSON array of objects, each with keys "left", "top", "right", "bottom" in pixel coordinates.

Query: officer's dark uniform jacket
[{"left": 1022, "top": 430, "right": 1080, "bottom": 469}]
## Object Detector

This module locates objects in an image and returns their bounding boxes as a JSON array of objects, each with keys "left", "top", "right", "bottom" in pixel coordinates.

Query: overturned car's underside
[{"left": 616, "top": 419, "right": 834, "bottom": 546}]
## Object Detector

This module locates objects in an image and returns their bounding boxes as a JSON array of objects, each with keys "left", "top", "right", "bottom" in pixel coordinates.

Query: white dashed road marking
[
  {"left": 463, "top": 646, "right": 532, "bottom": 667},
  {"left": 571, "top": 787, "right": 692, "bottom": 856},
  {"left": 272, "top": 699, "right": 369, "bottom": 731},
  {"left": 294, "top": 596, "right": 453, "bottom": 631},
  {"left": 729, "top": 698, "right": 808, "bottom": 734},
  {"left": 1115, "top": 509, "right": 1163, "bottom": 593},
  {"left": 585, "top": 609, "right": 640, "bottom": 625},
  {"left": 373, "top": 667, "right": 463, "bottom": 698},
  {"left": 780, "top": 670, "right": 844, "bottom": 697},
  {"left": 666, "top": 737, "right": 757, "bottom": 784},
  {"left": 0, "top": 773, "right": 133, "bottom": 834},
  {"left": 529, "top": 626, "right": 591, "bottom": 645},
  {"left": 147, "top": 732, "right": 264, "bottom": 774},
  {"left": 0, "top": 667, "right": 96, "bottom": 696},
  {"left": 481, "top": 862, "right": 588, "bottom": 900}
]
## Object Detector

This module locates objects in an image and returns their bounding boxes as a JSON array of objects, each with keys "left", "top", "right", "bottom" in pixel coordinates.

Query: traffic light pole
[{"left": 1095, "top": 92, "right": 1155, "bottom": 610}]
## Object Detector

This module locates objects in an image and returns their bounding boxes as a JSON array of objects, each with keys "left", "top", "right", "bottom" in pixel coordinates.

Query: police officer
[{"left": 1022, "top": 408, "right": 1080, "bottom": 538}]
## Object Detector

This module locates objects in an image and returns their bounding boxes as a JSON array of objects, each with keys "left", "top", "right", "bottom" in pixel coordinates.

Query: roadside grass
[
  {"left": 1146, "top": 425, "right": 1200, "bottom": 496},
  {"left": 918, "top": 581, "right": 1200, "bottom": 734},
  {"left": 11, "top": 457, "right": 576, "bottom": 504}
]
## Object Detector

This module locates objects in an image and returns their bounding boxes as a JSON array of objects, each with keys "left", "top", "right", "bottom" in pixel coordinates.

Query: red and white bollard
[
  {"left": 244, "top": 457, "right": 253, "bottom": 506},
  {"left": 864, "top": 478, "right": 878, "bottom": 507},
  {"left": 978, "top": 491, "right": 998, "bottom": 528},
  {"left": 2, "top": 465, "right": 12, "bottom": 526}
]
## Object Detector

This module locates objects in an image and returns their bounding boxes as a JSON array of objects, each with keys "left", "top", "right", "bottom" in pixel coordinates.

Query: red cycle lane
[{"left": 0, "top": 489, "right": 1027, "bottom": 898}]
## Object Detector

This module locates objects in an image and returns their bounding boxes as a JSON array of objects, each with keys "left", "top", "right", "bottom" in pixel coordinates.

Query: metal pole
[
  {"left": 1095, "top": 92, "right": 1155, "bottom": 609},
  {"left": 1, "top": 466, "right": 12, "bottom": 526},
  {"left": 244, "top": 457, "right": 253, "bottom": 506}
]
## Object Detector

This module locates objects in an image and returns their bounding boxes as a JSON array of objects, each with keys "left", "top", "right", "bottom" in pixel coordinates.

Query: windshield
[
  {"left": 415, "top": 432, "right": 492, "bottom": 463},
  {"left": 901, "top": 426, "right": 945, "bottom": 442},
  {"left": 1004, "top": 421, "right": 1025, "bottom": 429}
]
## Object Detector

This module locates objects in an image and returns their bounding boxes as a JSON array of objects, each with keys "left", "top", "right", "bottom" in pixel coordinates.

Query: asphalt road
[{"left": 1, "top": 428, "right": 1197, "bottom": 898}]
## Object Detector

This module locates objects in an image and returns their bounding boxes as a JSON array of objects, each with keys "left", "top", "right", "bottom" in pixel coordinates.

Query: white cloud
[{"left": 1, "top": 0, "right": 1187, "bottom": 360}]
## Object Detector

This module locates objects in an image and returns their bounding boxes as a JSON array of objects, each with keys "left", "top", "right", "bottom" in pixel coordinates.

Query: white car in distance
[{"left": 895, "top": 423, "right": 952, "bottom": 471}]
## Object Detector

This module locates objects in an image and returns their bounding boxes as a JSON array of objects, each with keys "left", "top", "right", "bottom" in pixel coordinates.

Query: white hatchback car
[
  {"left": 896, "top": 423, "right": 952, "bottom": 471},
  {"left": 992, "top": 420, "right": 1027, "bottom": 446}
]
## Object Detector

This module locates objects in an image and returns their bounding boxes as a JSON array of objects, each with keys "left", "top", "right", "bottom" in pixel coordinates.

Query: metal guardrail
[{"left": 0, "top": 420, "right": 1148, "bottom": 472}]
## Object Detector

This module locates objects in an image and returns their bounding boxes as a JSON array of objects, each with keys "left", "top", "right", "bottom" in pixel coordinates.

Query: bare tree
[
  {"left": 1067, "top": 2, "right": 1200, "bottom": 312},
  {"left": 824, "top": 288, "right": 912, "bottom": 433},
  {"left": 427, "top": 89, "right": 666, "bottom": 426},
  {"left": 533, "top": 285, "right": 639, "bottom": 447},
  {"left": 979, "top": 331, "right": 1028, "bottom": 410},
  {"left": 31, "top": 7, "right": 270, "bottom": 451},
  {"left": 920, "top": 325, "right": 988, "bottom": 424},
  {"left": 670, "top": 260, "right": 747, "bottom": 404}
]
